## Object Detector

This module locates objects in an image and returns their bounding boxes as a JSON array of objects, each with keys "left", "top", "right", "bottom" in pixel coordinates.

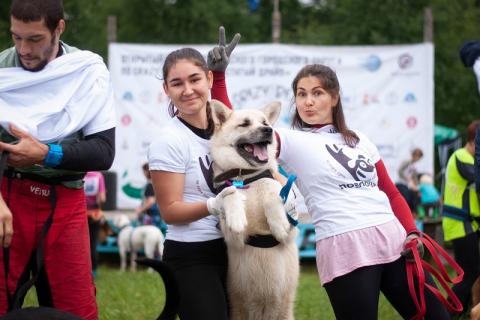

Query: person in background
[
  {"left": 397, "top": 148, "right": 423, "bottom": 216},
  {"left": 84, "top": 171, "right": 106, "bottom": 278},
  {"left": 459, "top": 41, "right": 480, "bottom": 198},
  {"left": 135, "top": 163, "right": 167, "bottom": 235},
  {"left": 0, "top": 0, "right": 115, "bottom": 318},
  {"left": 442, "top": 119, "right": 480, "bottom": 313},
  {"left": 417, "top": 173, "right": 441, "bottom": 218}
]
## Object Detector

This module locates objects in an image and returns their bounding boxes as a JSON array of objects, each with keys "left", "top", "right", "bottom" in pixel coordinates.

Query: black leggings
[
  {"left": 451, "top": 231, "right": 480, "bottom": 310},
  {"left": 324, "top": 257, "right": 450, "bottom": 320},
  {"left": 163, "top": 238, "right": 229, "bottom": 320}
]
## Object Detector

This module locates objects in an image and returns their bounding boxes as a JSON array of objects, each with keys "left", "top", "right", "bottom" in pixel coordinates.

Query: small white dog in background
[{"left": 112, "top": 214, "right": 164, "bottom": 272}]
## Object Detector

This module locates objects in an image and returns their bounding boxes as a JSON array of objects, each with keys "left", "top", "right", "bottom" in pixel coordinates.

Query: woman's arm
[
  {"left": 376, "top": 159, "right": 418, "bottom": 234},
  {"left": 211, "top": 71, "right": 232, "bottom": 109},
  {"left": 150, "top": 170, "right": 210, "bottom": 224},
  {"left": 135, "top": 195, "right": 156, "bottom": 215}
]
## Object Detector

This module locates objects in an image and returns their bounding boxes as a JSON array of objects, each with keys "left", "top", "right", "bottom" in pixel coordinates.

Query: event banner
[{"left": 109, "top": 43, "right": 434, "bottom": 209}]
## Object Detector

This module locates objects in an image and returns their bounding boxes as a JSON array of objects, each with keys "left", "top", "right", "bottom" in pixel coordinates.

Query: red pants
[{"left": 0, "top": 177, "right": 98, "bottom": 320}]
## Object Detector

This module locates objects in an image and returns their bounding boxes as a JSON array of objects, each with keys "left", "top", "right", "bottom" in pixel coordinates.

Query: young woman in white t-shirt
[
  {"left": 148, "top": 46, "right": 241, "bottom": 320},
  {"left": 216, "top": 64, "right": 451, "bottom": 319},
  {"left": 274, "top": 64, "right": 451, "bottom": 319}
]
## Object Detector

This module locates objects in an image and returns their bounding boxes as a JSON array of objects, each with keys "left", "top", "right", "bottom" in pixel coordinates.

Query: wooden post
[
  {"left": 423, "top": 7, "right": 433, "bottom": 43},
  {"left": 107, "top": 15, "right": 117, "bottom": 43},
  {"left": 272, "top": 0, "right": 281, "bottom": 43}
]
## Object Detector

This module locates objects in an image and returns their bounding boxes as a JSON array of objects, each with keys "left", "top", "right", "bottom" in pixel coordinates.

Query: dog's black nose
[{"left": 262, "top": 126, "right": 272, "bottom": 134}]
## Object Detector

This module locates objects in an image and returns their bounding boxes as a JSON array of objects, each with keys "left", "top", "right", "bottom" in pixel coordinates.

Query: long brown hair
[
  {"left": 291, "top": 64, "right": 359, "bottom": 147},
  {"left": 162, "top": 47, "right": 210, "bottom": 118}
]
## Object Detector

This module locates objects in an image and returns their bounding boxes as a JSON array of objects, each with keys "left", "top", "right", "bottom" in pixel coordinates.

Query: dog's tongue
[{"left": 253, "top": 144, "right": 268, "bottom": 161}]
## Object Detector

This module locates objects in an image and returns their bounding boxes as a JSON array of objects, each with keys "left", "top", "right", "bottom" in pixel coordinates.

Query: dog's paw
[
  {"left": 269, "top": 217, "right": 291, "bottom": 243},
  {"left": 223, "top": 192, "right": 247, "bottom": 233},
  {"left": 226, "top": 207, "right": 247, "bottom": 233}
]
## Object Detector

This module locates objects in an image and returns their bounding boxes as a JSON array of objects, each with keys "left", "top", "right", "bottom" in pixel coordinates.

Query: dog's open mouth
[{"left": 237, "top": 139, "right": 271, "bottom": 164}]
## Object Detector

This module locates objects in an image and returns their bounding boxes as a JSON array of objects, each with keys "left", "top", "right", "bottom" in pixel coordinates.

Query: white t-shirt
[
  {"left": 276, "top": 125, "right": 395, "bottom": 241},
  {"left": 148, "top": 117, "right": 223, "bottom": 242}
]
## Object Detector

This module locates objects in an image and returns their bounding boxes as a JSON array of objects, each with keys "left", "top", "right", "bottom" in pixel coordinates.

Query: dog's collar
[
  {"left": 213, "top": 168, "right": 259, "bottom": 183},
  {"left": 215, "top": 169, "right": 274, "bottom": 193},
  {"left": 246, "top": 234, "right": 280, "bottom": 248}
]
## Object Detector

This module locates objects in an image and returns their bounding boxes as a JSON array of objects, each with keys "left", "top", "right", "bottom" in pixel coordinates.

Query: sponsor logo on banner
[
  {"left": 121, "top": 114, "right": 132, "bottom": 126},
  {"left": 404, "top": 92, "right": 417, "bottom": 103},
  {"left": 122, "top": 91, "right": 134, "bottom": 101},
  {"left": 385, "top": 92, "right": 399, "bottom": 106},
  {"left": 139, "top": 91, "right": 152, "bottom": 104},
  {"left": 157, "top": 91, "right": 166, "bottom": 103},
  {"left": 363, "top": 94, "right": 380, "bottom": 105},
  {"left": 398, "top": 53, "right": 413, "bottom": 69},
  {"left": 379, "top": 117, "right": 393, "bottom": 129},
  {"left": 377, "top": 144, "right": 395, "bottom": 158},
  {"left": 362, "top": 55, "right": 382, "bottom": 72},
  {"left": 406, "top": 116, "right": 418, "bottom": 129}
]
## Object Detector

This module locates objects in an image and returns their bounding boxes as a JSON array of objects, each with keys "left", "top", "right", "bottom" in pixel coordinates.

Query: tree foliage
[{"left": 0, "top": 0, "right": 479, "bottom": 133}]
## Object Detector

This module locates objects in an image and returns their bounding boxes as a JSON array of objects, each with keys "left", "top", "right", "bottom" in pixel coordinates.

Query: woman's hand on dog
[
  {"left": 0, "top": 195, "right": 13, "bottom": 247},
  {"left": 207, "top": 26, "right": 241, "bottom": 72},
  {"left": 207, "top": 186, "right": 241, "bottom": 216}
]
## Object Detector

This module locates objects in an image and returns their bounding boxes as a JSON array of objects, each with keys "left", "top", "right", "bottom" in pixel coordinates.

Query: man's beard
[
  {"left": 19, "top": 37, "right": 57, "bottom": 72},
  {"left": 20, "top": 58, "right": 49, "bottom": 72}
]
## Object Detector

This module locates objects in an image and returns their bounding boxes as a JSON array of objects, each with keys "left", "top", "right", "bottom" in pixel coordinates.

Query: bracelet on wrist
[{"left": 44, "top": 143, "right": 63, "bottom": 167}]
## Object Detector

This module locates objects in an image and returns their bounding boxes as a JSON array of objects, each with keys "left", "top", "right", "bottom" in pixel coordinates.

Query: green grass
[{"left": 23, "top": 260, "right": 406, "bottom": 320}]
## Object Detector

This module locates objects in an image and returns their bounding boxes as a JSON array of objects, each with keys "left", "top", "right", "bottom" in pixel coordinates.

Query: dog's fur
[
  {"left": 210, "top": 99, "right": 299, "bottom": 320},
  {"left": 112, "top": 214, "right": 164, "bottom": 272}
]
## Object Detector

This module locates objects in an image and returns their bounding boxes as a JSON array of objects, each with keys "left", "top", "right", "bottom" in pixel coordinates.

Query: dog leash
[
  {"left": 404, "top": 232, "right": 463, "bottom": 319},
  {"left": 279, "top": 174, "right": 298, "bottom": 227}
]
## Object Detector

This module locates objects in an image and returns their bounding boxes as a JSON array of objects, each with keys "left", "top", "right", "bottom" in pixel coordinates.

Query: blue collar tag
[{"left": 232, "top": 180, "right": 244, "bottom": 188}]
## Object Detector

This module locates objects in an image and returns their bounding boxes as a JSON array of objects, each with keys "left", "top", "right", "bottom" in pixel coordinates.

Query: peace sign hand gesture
[{"left": 207, "top": 26, "right": 241, "bottom": 72}]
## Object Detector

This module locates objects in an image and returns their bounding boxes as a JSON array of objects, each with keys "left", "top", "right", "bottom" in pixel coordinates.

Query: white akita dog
[{"left": 209, "top": 99, "right": 299, "bottom": 320}]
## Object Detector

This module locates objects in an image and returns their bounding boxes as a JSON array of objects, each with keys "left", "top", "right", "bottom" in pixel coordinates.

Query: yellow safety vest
[{"left": 442, "top": 148, "right": 480, "bottom": 241}]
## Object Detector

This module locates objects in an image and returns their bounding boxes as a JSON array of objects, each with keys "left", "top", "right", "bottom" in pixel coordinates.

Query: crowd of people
[{"left": 0, "top": 0, "right": 479, "bottom": 319}]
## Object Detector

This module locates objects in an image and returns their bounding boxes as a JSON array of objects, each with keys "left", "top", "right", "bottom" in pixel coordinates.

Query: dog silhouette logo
[
  {"left": 199, "top": 155, "right": 215, "bottom": 193},
  {"left": 325, "top": 144, "right": 375, "bottom": 181}
]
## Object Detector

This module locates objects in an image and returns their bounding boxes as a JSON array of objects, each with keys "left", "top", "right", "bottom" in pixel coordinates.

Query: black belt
[{"left": 3, "top": 168, "right": 84, "bottom": 185}]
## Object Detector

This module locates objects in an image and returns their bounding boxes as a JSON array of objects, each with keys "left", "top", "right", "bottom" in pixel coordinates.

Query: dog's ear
[
  {"left": 209, "top": 99, "right": 233, "bottom": 126},
  {"left": 262, "top": 101, "right": 281, "bottom": 125}
]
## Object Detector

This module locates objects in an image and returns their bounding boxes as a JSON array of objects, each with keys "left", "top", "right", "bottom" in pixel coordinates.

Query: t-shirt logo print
[
  {"left": 199, "top": 155, "right": 215, "bottom": 193},
  {"left": 326, "top": 144, "right": 375, "bottom": 181}
]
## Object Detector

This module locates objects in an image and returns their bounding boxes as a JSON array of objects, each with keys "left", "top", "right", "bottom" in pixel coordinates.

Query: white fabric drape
[{"left": 0, "top": 50, "right": 115, "bottom": 143}]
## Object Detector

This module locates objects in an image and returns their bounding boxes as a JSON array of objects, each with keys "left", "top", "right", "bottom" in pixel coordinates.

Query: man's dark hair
[
  {"left": 10, "top": 0, "right": 64, "bottom": 33},
  {"left": 467, "top": 119, "right": 480, "bottom": 143}
]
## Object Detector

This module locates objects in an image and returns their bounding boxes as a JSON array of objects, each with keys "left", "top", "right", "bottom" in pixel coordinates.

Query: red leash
[{"left": 405, "top": 232, "right": 464, "bottom": 319}]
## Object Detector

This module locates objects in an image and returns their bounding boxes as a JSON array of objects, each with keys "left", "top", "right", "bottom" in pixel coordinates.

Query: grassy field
[{"left": 24, "top": 260, "right": 406, "bottom": 320}]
